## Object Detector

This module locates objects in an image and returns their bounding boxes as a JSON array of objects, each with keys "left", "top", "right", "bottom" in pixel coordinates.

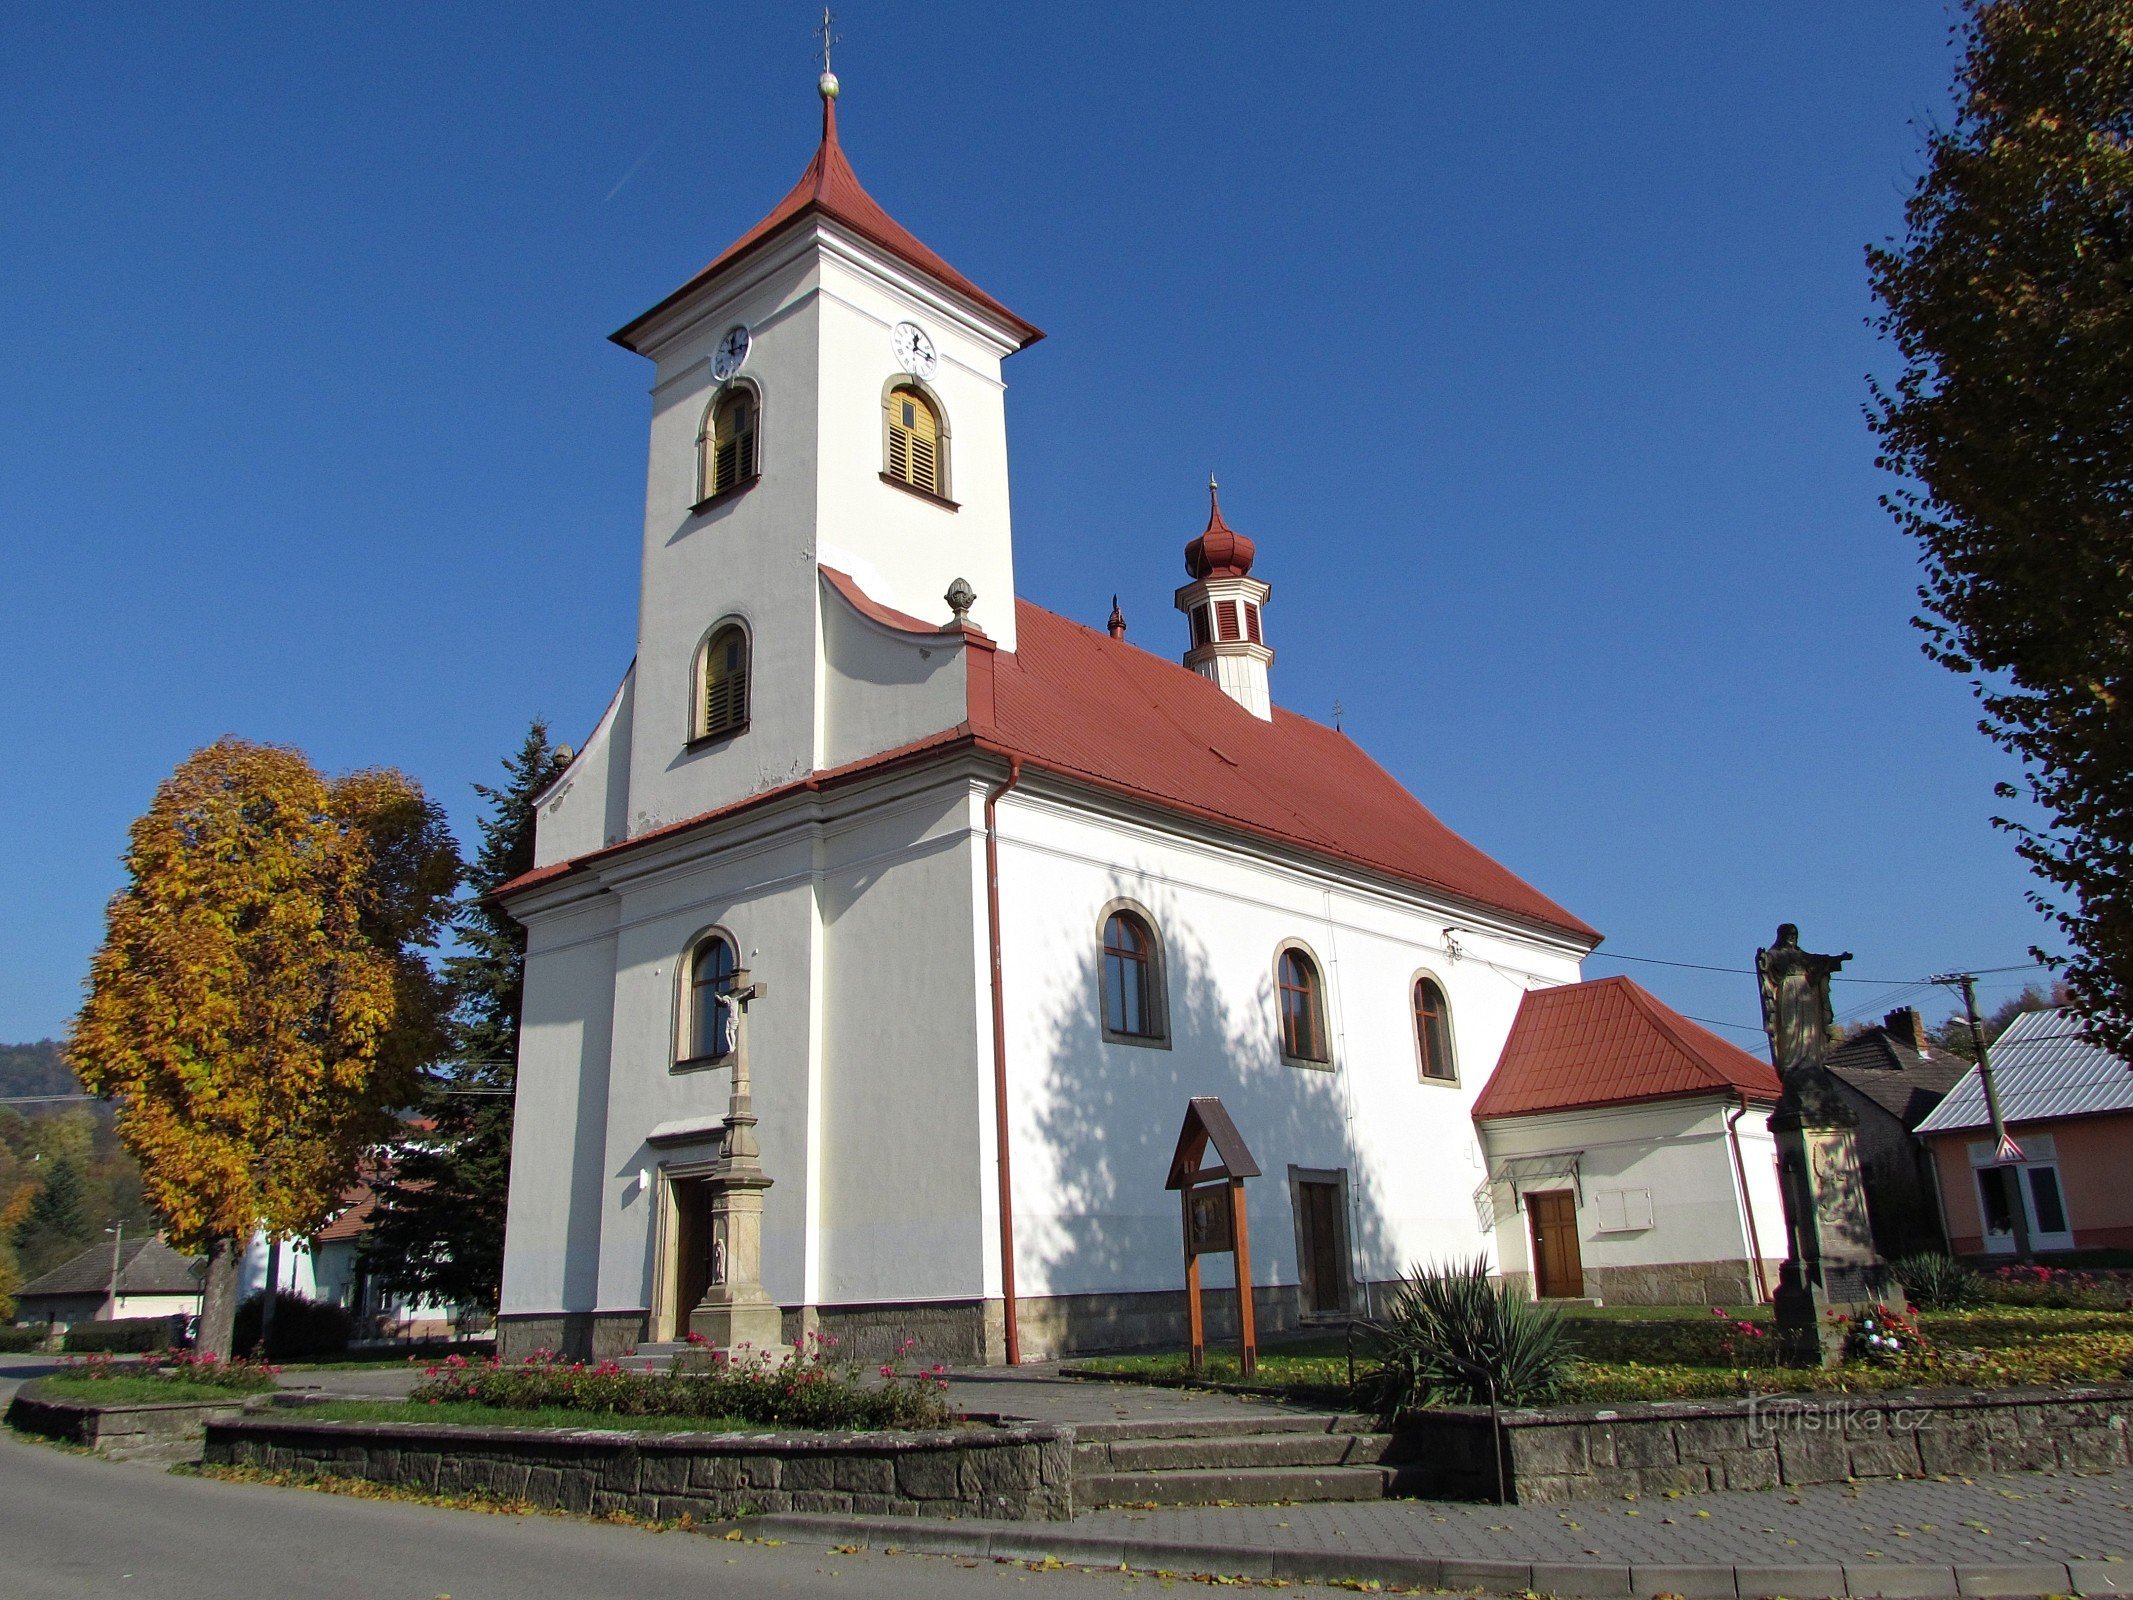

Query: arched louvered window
[
  {"left": 1101, "top": 910, "right": 1166, "bottom": 1042},
  {"left": 885, "top": 384, "right": 944, "bottom": 497},
  {"left": 1413, "top": 976, "right": 1456, "bottom": 1082},
  {"left": 700, "top": 386, "right": 759, "bottom": 501},
  {"left": 1277, "top": 946, "right": 1329, "bottom": 1065},
  {"left": 695, "top": 623, "right": 749, "bottom": 742},
  {"left": 684, "top": 934, "right": 736, "bottom": 1063}
]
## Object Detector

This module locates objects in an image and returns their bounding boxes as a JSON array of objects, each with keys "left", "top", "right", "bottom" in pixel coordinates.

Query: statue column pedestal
[
  {"left": 1769, "top": 1081, "right": 1905, "bottom": 1367},
  {"left": 685, "top": 971, "right": 787, "bottom": 1358}
]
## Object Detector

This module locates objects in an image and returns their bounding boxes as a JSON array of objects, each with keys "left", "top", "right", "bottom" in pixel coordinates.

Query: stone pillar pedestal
[
  {"left": 1770, "top": 1089, "right": 1905, "bottom": 1367},
  {"left": 685, "top": 970, "right": 786, "bottom": 1359}
]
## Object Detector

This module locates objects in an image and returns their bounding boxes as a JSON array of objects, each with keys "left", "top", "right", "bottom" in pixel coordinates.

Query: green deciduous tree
[
  {"left": 67, "top": 738, "right": 460, "bottom": 1355},
  {"left": 1868, "top": 0, "right": 2133, "bottom": 1055},
  {"left": 364, "top": 723, "right": 569, "bottom": 1315}
]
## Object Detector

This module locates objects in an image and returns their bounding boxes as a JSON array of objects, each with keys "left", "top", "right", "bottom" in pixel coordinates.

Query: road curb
[{"left": 732, "top": 1512, "right": 2101, "bottom": 1597}]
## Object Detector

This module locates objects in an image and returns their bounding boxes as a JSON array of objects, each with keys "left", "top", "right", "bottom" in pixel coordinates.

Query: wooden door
[
  {"left": 1528, "top": 1190, "right": 1583, "bottom": 1298},
  {"left": 672, "top": 1178, "right": 711, "bottom": 1333},
  {"left": 1297, "top": 1181, "right": 1348, "bottom": 1315}
]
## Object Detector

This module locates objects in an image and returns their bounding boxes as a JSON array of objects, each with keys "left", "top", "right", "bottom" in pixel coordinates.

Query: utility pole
[
  {"left": 1936, "top": 972, "right": 2031, "bottom": 1263},
  {"left": 105, "top": 1222, "right": 124, "bottom": 1319}
]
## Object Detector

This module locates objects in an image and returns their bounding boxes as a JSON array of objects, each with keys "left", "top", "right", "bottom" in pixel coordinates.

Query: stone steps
[
  {"left": 615, "top": 1342, "right": 691, "bottom": 1374},
  {"left": 1077, "top": 1463, "right": 1413, "bottom": 1506},
  {"left": 1070, "top": 1413, "right": 1413, "bottom": 1507}
]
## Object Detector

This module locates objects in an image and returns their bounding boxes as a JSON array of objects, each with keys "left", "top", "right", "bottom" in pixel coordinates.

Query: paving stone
[
  {"left": 1843, "top": 1566, "right": 1961, "bottom": 1597},
  {"left": 1532, "top": 1561, "right": 1633, "bottom": 1595},
  {"left": 2068, "top": 1560, "right": 2133, "bottom": 1594},
  {"left": 1631, "top": 1563, "right": 1739, "bottom": 1597},
  {"left": 1735, "top": 1562, "right": 1845, "bottom": 1597}
]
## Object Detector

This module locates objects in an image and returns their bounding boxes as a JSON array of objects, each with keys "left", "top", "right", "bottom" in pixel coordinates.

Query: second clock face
[
  {"left": 711, "top": 324, "right": 751, "bottom": 381},
  {"left": 892, "top": 321, "right": 937, "bottom": 379}
]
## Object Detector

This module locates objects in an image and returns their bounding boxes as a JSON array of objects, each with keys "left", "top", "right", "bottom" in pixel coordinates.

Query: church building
[{"left": 493, "top": 76, "right": 1605, "bottom": 1363}]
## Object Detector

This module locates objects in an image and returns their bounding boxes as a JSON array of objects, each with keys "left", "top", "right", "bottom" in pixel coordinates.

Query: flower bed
[
  {"left": 40, "top": 1350, "right": 282, "bottom": 1401},
  {"left": 410, "top": 1335, "right": 953, "bottom": 1432}
]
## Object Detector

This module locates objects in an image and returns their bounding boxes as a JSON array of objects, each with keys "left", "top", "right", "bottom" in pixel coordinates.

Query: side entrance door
[
  {"left": 1296, "top": 1179, "right": 1348, "bottom": 1316},
  {"left": 1528, "top": 1189, "right": 1584, "bottom": 1299}
]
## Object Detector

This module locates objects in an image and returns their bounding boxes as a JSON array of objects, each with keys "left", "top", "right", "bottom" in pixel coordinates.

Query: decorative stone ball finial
[
  {"left": 818, "top": 70, "right": 839, "bottom": 100},
  {"left": 946, "top": 577, "right": 976, "bottom": 625}
]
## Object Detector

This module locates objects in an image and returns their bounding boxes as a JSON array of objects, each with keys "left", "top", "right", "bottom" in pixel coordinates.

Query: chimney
[{"left": 1884, "top": 1007, "right": 1927, "bottom": 1053}]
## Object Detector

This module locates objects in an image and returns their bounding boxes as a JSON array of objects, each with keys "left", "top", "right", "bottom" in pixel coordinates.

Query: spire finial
[
  {"left": 1107, "top": 595, "right": 1127, "bottom": 640},
  {"left": 816, "top": 6, "right": 840, "bottom": 102}
]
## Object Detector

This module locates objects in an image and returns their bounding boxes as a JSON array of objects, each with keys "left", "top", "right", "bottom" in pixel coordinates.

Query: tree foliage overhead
[
  {"left": 67, "top": 739, "right": 461, "bottom": 1260},
  {"left": 364, "top": 723, "right": 569, "bottom": 1313},
  {"left": 1867, "top": 0, "right": 2133, "bottom": 1055}
]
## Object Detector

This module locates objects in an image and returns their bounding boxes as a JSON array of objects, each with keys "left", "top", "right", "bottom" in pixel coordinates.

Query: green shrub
[
  {"left": 1978, "top": 1264, "right": 2131, "bottom": 1310},
  {"left": 409, "top": 1335, "right": 953, "bottom": 1432},
  {"left": 0, "top": 1325, "right": 48, "bottom": 1352},
  {"left": 234, "top": 1294, "right": 352, "bottom": 1360},
  {"left": 62, "top": 1315, "right": 187, "bottom": 1354},
  {"left": 1891, "top": 1253, "right": 1987, "bottom": 1310},
  {"left": 1353, "top": 1258, "right": 1572, "bottom": 1412}
]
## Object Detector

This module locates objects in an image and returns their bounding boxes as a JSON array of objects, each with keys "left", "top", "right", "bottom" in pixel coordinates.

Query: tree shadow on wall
[{"left": 1014, "top": 884, "right": 1396, "bottom": 1357}]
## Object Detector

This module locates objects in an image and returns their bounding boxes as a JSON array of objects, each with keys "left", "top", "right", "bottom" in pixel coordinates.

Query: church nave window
[
  {"left": 699, "top": 385, "right": 760, "bottom": 503},
  {"left": 693, "top": 622, "right": 750, "bottom": 743},
  {"left": 884, "top": 383, "right": 946, "bottom": 499},
  {"left": 1277, "top": 945, "right": 1330, "bottom": 1066},
  {"left": 1413, "top": 975, "right": 1456, "bottom": 1083},
  {"left": 679, "top": 933, "right": 737, "bottom": 1066},
  {"left": 1100, "top": 908, "right": 1167, "bottom": 1045}
]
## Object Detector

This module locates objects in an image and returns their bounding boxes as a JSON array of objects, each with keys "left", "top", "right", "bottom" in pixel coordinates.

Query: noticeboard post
[{"left": 1165, "top": 1097, "right": 1260, "bottom": 1377}]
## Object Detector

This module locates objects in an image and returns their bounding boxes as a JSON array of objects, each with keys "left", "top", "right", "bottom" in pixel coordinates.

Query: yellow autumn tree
[{"left": 68, "top": 739, "right": 460, "bottom": 1356}]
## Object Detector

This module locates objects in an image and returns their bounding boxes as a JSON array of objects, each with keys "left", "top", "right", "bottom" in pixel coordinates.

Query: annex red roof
[
  {"left": 613, "top": 93, "right": 1042, "bottom": 353},
  {"left": 499, "top": 576, "right": 1598, "bottom": 945},
  {"left": 1472, "top": 976, "right": 1779, "bottom": 1120}
]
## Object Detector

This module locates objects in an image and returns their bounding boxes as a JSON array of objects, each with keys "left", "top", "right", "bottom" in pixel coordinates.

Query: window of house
[
  {"left": 701, "top": 387, "right": 758, "bottom": 500},
  {"left": 1101, "top": 910, "right": 1165, "bottom": 1042},
  {"left": 1968, "top": 1134, "right": 2075, "bottom": 1250},
  {"left": 681, "top": 935, "right": 736, "bottom": 1064},
  {"left": 695, "top": 623, "right": 749, "bottom": 742},
  {"left": 1413, "top": 976, "right": 1456, "bottom": 1082},
  {"left": 885, "top": 385, "right": 944, "bottom": 497},
  {"left": 1277, "top": 946, "right": 1329, "bottom": 1065}
]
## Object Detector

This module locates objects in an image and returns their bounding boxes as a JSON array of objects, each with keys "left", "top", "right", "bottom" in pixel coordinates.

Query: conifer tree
[
  {"left": 12, "top": 1155, "right": 94, "bottom": 1280},
  {"left": 68, "top": 739, "right": 460, "bottom": 1355},
  {"left": 364, "top": 724, "right": 569, "bottom": 1314},
  {"left": 1868, "top": 0, "right": 2133, "bottom": 1053}
]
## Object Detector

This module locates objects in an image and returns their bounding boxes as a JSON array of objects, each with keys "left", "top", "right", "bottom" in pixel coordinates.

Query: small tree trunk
[{"left": 196, "top": 1235, "right": 242, "bottom": 1359}]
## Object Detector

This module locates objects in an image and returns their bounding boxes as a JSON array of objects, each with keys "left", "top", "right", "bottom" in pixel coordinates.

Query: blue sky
[{"left": 0, "top": 3, "right": 2057, "bottom": 1046}]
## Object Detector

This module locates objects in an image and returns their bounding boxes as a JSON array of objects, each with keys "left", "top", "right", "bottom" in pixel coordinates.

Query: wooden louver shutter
[
  {"left": 888, "top": 388, "right": 941, "bottom": 495},
  {"left": 710, "top": 394, "right": 756, "bottom": 495},
  {"left": 1215, "top": 600, "right": 1241, "bottom": 641},
  {"left": 700, "top": 628, "right": 748, "bottom": 739}
]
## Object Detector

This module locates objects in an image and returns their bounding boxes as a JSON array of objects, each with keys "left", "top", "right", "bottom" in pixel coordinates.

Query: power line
[{"left": 1594, "top": 951, "right": 2047, "bottom": 987}]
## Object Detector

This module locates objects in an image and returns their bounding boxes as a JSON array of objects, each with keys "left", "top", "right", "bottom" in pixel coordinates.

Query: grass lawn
[
  {"left": 33, "top": 1375, "right": 264, "bottom": 1406},
  {"left": 1067, "top": 1304, "right": 2133, "bottom": 1407},
  {"left": 296, "top": 1399, "right": 767, "bottom": 1433}
]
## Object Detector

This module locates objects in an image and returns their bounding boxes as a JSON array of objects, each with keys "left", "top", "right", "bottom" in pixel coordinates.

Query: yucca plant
[
  {"left": 1352, "top": 1257, "right": 1572, "bottom": 1415},
  {"left": 1891, "top": 1252, "right": 1987, "bottom": 1311}
]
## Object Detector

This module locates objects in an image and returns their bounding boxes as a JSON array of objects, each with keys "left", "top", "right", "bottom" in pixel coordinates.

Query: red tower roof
[
  {"left": 1184, "top": 479, "right": 1256, "bottom": 579},
  {"left": 613, "top": 91, "right": 1042, "bottom": 353}
]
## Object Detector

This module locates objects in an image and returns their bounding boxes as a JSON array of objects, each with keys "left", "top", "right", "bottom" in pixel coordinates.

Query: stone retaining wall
[
  {"left": 1397, "top": 1384, "right": 2133, "bottom": 1504},
  {"left": 203, "top": 1414, "right": 1075, "bottom": 1521},
  {"left": 6, "top": 1382, "right": 266, "bottom": 1461}
]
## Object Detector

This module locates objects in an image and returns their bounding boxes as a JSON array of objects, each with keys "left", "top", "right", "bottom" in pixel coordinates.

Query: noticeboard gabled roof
[{"left": 1165, "top": 1096, "right": 1261, "bottom": 1189}]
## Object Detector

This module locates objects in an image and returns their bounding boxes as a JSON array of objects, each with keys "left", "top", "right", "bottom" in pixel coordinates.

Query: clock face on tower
[
  {"left": 892, "top": 321, "right": 937, "bottom": 380},
  {"left": 710, "top": 324, "right": 751, "bottom": 381}
]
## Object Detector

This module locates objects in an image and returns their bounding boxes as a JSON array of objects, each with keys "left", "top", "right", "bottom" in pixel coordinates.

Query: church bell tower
[{"left": 1174, "top": 479, "right": 1274, "bottom": 719}]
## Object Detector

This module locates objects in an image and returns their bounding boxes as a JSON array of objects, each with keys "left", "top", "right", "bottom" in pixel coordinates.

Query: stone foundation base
[
  {"left": 498, "top": 1310, "right": 647, "bottom": 1363},
  {"left": 1501, "top": 1260, "right": 1781, "bottom": 1308}
]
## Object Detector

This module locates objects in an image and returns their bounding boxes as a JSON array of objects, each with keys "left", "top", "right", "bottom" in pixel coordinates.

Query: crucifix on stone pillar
[{"left": 689, "top": 966, "right": 785, "bottom": 1354}]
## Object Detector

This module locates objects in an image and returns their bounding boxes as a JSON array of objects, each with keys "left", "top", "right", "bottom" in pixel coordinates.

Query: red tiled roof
[
  {"left": 613, "top": 95, "right": 1042, "bottom": 353},
  {"left": 976, "top": 600, "right": 1597, "bottom": 942},
  {"left": 1472, "top": 976, "right": 1779, "bottom": 1120},
  {"left": 315, "top": 1180, "right": 379, "bottom": 1243},
  {"left": 499, "top": 578, "right": 1599, "bottom": 945}
]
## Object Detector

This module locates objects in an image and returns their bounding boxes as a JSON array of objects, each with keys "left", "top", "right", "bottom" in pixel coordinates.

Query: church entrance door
[
  {"left": 1295, "top": 1179, "right": 1348, "bottom": 1316},
  {"left": 1528, "top": 1190, "right": 1584, "bottom": 1298},
  {"left": 671, "top": 1176, "right": 713, "bottom": 1336}
]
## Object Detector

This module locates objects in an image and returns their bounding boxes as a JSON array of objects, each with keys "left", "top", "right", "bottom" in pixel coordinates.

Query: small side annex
[{"left": 1472, "top": 977, "right": 1786, "bottom": 1307}]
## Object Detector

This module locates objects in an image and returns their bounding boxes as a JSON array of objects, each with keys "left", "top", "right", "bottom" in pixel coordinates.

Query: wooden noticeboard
[{"left": 1165, "top": 1097, "right": 1260, "bottom": 1376}]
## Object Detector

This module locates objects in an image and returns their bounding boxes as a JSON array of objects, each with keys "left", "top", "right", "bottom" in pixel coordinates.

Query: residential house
[
  {"left": 1825, "top": 1007, "right": 1967, "bottom": 1257},
  {"left": 10, "top": 1236, "right": 202, "bottom": 1330}
]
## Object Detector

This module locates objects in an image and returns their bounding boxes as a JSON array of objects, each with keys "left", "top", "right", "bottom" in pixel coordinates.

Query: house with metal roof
[
  {"left": 1915, "top": 1007, "right": 2133, "bottom": 1257},
  {"left": 1470, "top": 976, "right": 1788, "bottom": 1307}
]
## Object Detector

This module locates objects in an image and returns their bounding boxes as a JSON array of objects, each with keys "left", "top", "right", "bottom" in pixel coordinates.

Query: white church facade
[{"left": 494, "top": 78, "right": 1607, "bottom": 1363}]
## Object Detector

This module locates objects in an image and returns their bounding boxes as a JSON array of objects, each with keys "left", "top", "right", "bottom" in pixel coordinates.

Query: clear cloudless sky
[{"left": 0, "top": 2, "right": 2063, "bottom": 1046}]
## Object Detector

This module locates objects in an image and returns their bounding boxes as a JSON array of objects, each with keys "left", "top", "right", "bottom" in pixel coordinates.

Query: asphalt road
[{"left": 0, "top": 1359, "right": 1188, "bottom": 1600}]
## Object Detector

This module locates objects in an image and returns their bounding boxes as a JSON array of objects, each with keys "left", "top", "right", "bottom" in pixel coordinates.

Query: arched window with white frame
[
  {"left": 693, "top": 621, "right": 749, "bottom": 743},
  {"left": 678, "top": 932, "right": 737, "bottom": 1066},
  {"left": 698, "top": 384, "right": 759, "bottom": 502},
  {"left": 883, "top": 382, "right": 948, "bottom": 499},
  {"left": 1413, "top": 974, "right": 1456, "bottom": 1083},
  {"left": 1276, "top": 943, "right": 1330, "bottom": 1066},
  {"left": 1100, "top": 906, "right": 1168, "bottom": 1045}
]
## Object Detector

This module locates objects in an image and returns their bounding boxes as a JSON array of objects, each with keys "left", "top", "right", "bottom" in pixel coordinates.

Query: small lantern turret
[{"left": 1174, "top": 477, "right": 1273, "bottom": 719}]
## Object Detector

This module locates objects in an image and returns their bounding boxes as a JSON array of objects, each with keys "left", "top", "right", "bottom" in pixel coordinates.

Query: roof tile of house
[
  {"left": 15, "top": 1236, "right": 201, "bottom": 1301},
  {"left": 1472, "top": 975, "right": 1780, "bottom": 1120},
  {"left": 1826, "top": 1027, "right": 1971, "bottom": 1130}
]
